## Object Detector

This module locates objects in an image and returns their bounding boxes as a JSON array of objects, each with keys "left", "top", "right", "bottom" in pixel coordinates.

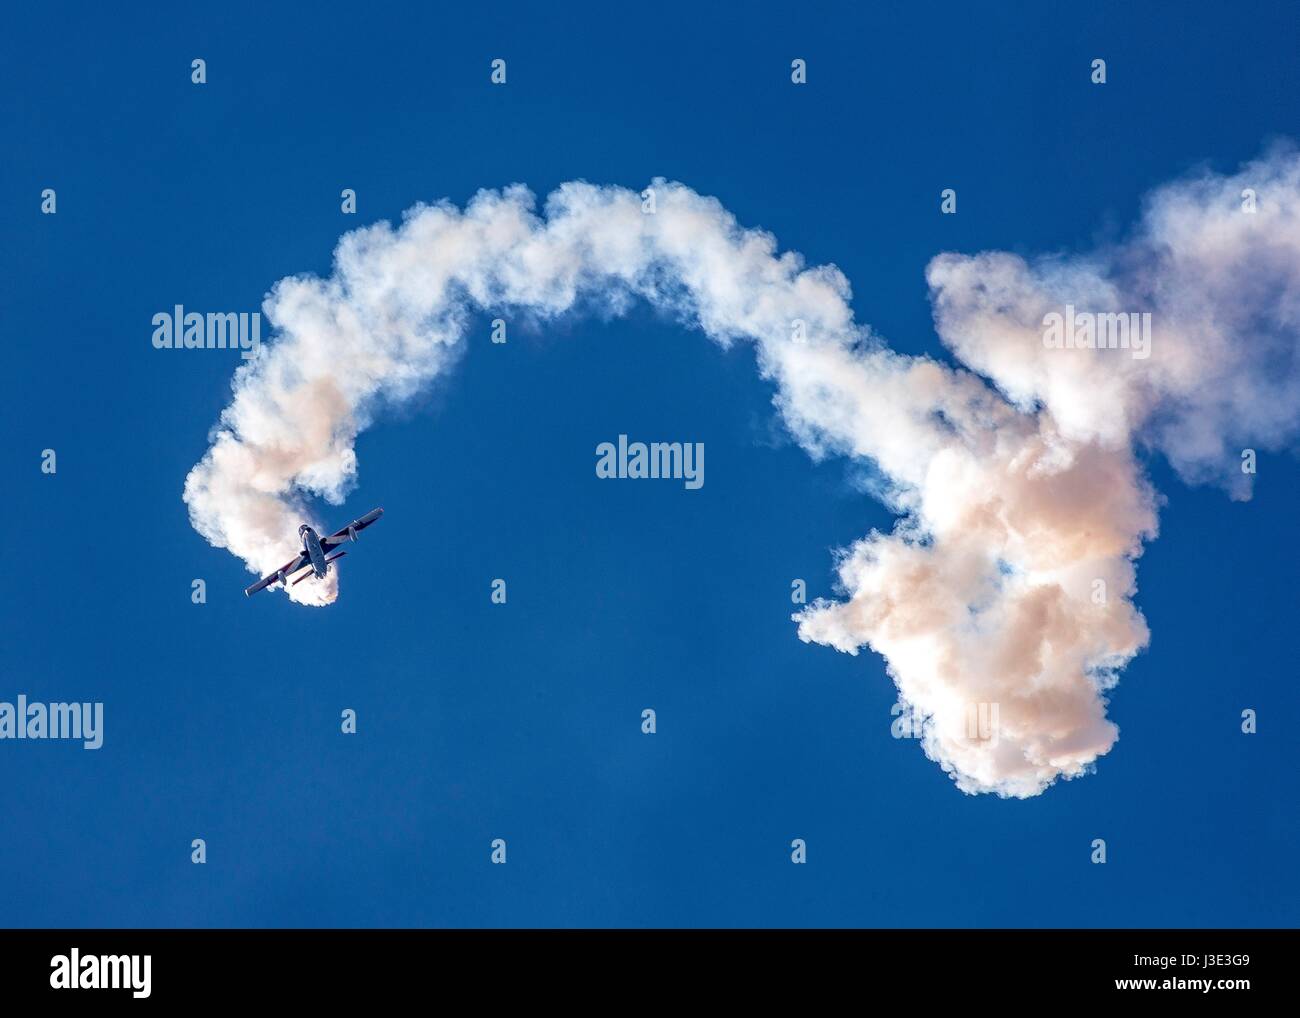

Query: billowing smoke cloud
[{"left": 186, "top": 146, "right": 1300, "bottom": 795}]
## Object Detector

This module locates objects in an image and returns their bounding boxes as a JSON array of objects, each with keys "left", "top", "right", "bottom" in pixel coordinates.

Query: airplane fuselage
[{"left": 300, "top": 525, "right": 329, "bottom": 578}]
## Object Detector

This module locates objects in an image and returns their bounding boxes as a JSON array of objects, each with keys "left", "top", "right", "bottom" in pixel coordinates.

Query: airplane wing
[
  {"left": 243, "top": 552, "right": 310, "bottom": 597},
  {"left": 320, "top": 507, "right": 384, "bottom": 548}
]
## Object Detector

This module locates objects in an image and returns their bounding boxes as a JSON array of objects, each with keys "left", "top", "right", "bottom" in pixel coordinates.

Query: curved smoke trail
[{"left": 186, "top": 145, "right": 1300, "bottom": 796}]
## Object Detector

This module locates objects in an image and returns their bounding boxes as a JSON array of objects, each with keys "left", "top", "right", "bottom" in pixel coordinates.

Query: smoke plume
[{"left": 186, "top": 146, "right": 1300, "bottom": 795}]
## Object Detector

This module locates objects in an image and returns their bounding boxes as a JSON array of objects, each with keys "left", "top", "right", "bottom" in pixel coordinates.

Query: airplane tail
[{"left": 292, "top": 550, "right": 347, "bottom": 586}]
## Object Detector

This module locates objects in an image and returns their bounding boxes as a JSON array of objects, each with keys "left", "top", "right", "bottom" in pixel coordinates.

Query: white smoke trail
[{"left": 186, "top": 146, "right": 1300, "bottom": 794}]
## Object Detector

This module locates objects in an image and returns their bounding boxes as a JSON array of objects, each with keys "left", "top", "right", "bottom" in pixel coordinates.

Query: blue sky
[{"left": 2, "top": 0, "right": 1297, "bottom": 927}]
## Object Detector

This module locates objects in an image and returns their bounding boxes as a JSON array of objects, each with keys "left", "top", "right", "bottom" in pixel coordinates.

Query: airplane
[{"left": 244, "top": 507, "right": 384, "bottom": 597}]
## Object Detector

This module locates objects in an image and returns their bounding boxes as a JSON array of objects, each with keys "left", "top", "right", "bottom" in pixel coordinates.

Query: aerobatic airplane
[{"left": 244, "top": 508, "right": 384, "bottom": 597}]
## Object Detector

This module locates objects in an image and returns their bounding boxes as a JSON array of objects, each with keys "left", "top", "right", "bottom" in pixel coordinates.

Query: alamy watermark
[
  {"left": 152, "top": 305, "right": 261, "bottom": 360},
  {"left": 595, "top": 435, "right": 704, "bottom": 489},
  {"left": 0, "top": 695, "right": 103, "bottom": 749},
  {"left": 891, "top": 700, "right": 999, "bottom": 746},
  {"left": 1042, "top": 305, "right": 1151, "bottom": 360},
  {"left": 50, "top": 949, "right": 150, "bottom": 998}
]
